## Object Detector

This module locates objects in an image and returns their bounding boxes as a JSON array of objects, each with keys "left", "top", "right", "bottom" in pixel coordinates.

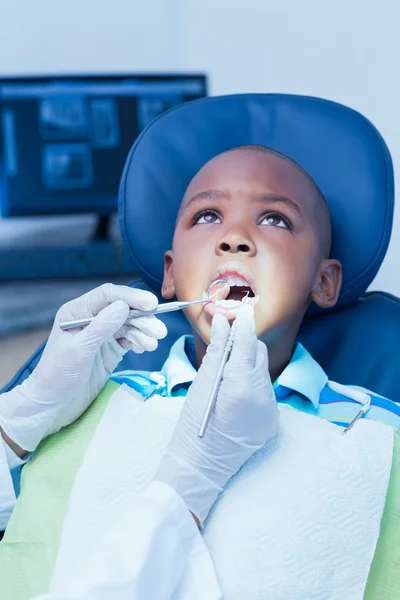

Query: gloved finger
[
  {"left": 100, "top": 337, "right": 128, "bottom": 373},
  {"left": 57, "top": 284, "right": 158, "bottom": 321},
  {"left": 253, "top": 341, "right": 277, "bottom": 439},
  {"left": 254, "top": 340, "right": 269, "bottom": 372},
  {"left": 88, "top": 284, "right": 158, "bottom": 314},
  {"left": 211, "top": 313, "right": 231, "bottom": 347},
  {"left": 121, "top": 315, "right": 168, "bottom": 339},
  {"left": 226, "top": 304, "right": 257, "bottom": 371},
  {"left": 124, "top": 328, "right": 159, "bottom": 352},
  {"left": 183, "top": 314, "right": 230, "bottom": 416},
  {"left": 118, "top": 338, "right": 145, "bottom": 354},
  {"left": 77, "top": 300, "right": 130, "bottom": 346},
  {"left": 200, "top": 314, "right": 231, "bottom": 371}
]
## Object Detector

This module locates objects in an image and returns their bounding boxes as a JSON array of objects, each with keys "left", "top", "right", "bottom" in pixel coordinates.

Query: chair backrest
[
  {"left": 119, "top": 94, "right": 394, "bottom": 312},
  {"left": 3, "top": 94, "right": 399, "bottom": 402}
]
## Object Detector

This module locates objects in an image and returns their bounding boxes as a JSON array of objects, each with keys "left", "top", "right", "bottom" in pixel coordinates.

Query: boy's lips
[
  {"left": 203, "top": 261, "right": 260, "bottom": 321},
  {"left": 206, "top": 261, "right": 258, "bottom": 297}
]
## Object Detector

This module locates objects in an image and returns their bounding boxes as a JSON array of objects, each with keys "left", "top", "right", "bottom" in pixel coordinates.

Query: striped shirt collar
[
  {"left": 161, "top": 335, "right": 327, "bottom": 409},
  {"left": 160, "top": 335, "right": 197, "bottom": 395},
  {"left": 274, "top": 343, "right": 328, "bottom": 409}
]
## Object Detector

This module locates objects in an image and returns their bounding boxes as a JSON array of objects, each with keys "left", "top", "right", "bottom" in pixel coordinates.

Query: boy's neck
[{"left": 192, "top": 330, "right": 295, "bottom": 384}]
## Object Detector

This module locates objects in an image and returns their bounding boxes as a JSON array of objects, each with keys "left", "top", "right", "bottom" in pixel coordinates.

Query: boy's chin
[{"left": 193, "top": 313, "right": 253, "bottom": 347}]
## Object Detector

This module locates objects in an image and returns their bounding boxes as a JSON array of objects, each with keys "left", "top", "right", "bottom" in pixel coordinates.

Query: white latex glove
[
  {"left": 155, "top": 304, "right": 278, "bottom": 524},
  {"left": 0, "top": 284, "right": 167, "bottom": 452}
]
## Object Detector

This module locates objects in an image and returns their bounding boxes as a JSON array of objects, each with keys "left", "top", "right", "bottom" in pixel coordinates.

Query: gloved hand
[
  {"left": 155, "top": 304, "right": 278, "bottom": 524},
  {"left": 0, "top": 284, "right": 167, "bottom": 452}
]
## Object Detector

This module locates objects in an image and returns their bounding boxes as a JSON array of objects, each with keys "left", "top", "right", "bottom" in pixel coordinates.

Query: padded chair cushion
[
  {"left": 119, "top": 94, "right": 394, "bottom": 311},
  {"left": 298, "top": 291, "right": 400, "bottom": 402}
]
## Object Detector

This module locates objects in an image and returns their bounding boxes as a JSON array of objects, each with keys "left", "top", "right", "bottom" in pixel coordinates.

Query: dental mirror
[{"left": 206, "top": 279, "right": 231, "bottom": 302}]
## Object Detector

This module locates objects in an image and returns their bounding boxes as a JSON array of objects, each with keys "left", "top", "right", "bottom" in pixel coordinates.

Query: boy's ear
[
  {"left": 310, "top": 259, "right": 342, "bottom": 309},
  {"left": 162, "top": 250, "right": 175, "bottom": 300}
]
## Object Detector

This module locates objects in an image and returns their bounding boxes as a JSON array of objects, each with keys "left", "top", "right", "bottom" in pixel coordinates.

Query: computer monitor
[{"left": 0, "top": 74, "right": 207, "bottom": 217}]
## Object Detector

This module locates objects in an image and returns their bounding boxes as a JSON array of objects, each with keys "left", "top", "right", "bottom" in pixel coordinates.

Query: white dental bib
[{"left": 50, "top": 384, "right": 393, "bottom": 600}]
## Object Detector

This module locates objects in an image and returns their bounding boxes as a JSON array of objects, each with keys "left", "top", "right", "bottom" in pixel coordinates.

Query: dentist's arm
[
  {"left": 0, "top": 284, "right": 167, "bottom": 527},
  {"left": 32, "top": 481, "right": 222, "bottom": 600},
  {"left": 31, "top": 306, "right": 278, "bottom": 600}
]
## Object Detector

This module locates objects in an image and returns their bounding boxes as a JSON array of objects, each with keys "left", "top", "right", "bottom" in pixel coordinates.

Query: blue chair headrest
[{"left": 119, "top": 94, "right": 394, "bottom": 308}]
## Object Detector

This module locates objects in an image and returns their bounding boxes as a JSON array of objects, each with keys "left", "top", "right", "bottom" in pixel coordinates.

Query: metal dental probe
[
  {"left": 59, "top": 279, "right": 230, "bottom": 331},
  {"left": 198, "top": 289, "right": 250, "bottom": 438},
  {"left": 198, "top": 321, "right": 236, "bottom": 438}
]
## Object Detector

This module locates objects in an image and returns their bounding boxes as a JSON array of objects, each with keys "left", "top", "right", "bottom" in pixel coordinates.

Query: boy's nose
[{"left": 216, "top": 231, "right": 256, "bottom": 256}]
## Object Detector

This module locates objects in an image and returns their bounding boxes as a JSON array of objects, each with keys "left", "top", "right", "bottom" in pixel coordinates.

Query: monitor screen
[{"left": 0, "top": 74, "right": 207, "bottom": 217}]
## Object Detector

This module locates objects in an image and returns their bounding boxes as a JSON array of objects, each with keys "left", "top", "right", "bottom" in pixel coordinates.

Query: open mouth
[
  {"left": 213, "top": 276, "right": 255, "bottom": 304},
  {"left": 204, "top": 263, "right": 260, "bottom": 320}
]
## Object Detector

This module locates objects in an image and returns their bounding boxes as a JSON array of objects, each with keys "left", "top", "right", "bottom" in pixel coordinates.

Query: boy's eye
[
  {"left": 192, "top": 210, "right": 222, "bottom": 225},
  {"left": 260, "top": 213, "right": 291, "bottom": 229}
]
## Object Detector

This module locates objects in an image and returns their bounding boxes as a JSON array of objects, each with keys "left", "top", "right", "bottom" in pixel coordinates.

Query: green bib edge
[
  {"left": 0, "top": 379, "right": 120, "bottom": 600},
  {"left": 364, "top": 431, "right": 400, "bottom": 599}
]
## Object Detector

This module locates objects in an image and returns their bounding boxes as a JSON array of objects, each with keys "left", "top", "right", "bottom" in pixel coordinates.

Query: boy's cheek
[
  {"left": 253, "top": 284, "right": 311, "bottom": 338},
  {"left": 172, "top": 263, "right": 207, "bottom": 303}
]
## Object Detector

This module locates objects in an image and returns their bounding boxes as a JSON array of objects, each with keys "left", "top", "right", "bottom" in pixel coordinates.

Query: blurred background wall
[
  {"left": 0, "top": 0, "right": 397, "bottom": 384},
  {"left": 1, "top": 0, "right": 397, "bottom": 293}
]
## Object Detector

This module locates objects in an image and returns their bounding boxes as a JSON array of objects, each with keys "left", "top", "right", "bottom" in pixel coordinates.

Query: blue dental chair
[{"left": 2, "top": 94, "right": 399, "bottom": 402}]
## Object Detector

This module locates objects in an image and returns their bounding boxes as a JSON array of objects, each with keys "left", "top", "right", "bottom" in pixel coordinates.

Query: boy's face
[{"left": 162, "top": 148, "right": 341, "bottom": 345}]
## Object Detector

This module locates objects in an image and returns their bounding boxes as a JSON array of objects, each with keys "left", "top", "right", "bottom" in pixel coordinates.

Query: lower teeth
[{"left": 215, "top": 297, "right": 251, "bottom": 308}]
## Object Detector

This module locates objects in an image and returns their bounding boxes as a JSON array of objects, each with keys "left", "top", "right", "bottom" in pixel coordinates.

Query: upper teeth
[{"left": 225, "top": 275, "right": 251, "bottom": 288}]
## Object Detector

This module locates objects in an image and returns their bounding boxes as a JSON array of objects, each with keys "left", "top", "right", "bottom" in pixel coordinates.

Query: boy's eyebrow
[
  {"left": 185, "top": 189, "right": 304, "bottom": 218},
  {"left": 256, "top": 193, "right": 304, "bottom": 218},
  {"left": 185, "top": 189, "right": 228, "bottom": 208}
]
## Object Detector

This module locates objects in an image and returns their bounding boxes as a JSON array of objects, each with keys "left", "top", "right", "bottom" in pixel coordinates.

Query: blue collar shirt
[{"left": 113, "top": 335, "right": 400, "bottom": 433}]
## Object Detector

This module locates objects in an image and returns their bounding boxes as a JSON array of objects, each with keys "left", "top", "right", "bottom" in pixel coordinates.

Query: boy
[
  {"left": 146, "top": 144, "right": 399, "bottom": 431},
  {"left": 161, "top": 144, "right": 340, "bottom": 376},
  {"left": 1, "top": 145, "right": 399, "bottom": 600}
]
